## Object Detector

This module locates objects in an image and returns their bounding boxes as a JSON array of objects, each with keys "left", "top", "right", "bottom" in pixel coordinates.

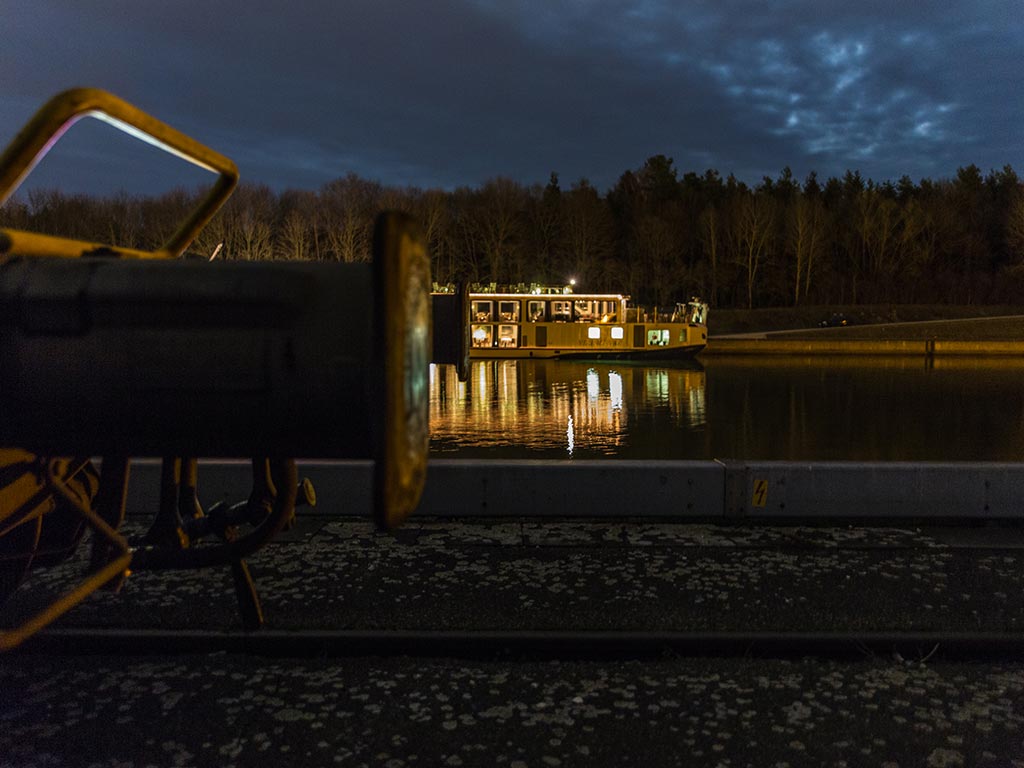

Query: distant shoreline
[
  {"left": 708, "top": 304, "right": 1024, "bottom": 334},
  {"left": 703, "top": 337, "right": 1024, "bottom": 357},
  {"left": 708, "top": 305, "right": 1024, "bottom": 342}
]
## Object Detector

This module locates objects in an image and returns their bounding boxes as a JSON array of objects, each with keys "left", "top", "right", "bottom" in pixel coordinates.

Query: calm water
[{"left": 428, "top": 357, "right": 1024, "bottom": 461}]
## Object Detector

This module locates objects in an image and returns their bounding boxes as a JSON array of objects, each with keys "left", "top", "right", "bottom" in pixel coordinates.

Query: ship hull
[{"left": 469, "top": 343, "right": 705, "bottom": 360}]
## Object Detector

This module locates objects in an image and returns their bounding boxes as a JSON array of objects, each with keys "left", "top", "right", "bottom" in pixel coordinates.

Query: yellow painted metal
[
  {"left": 0, "top": 89, "right": 433, "bottom": 646},
  {"left": 373, "top": 212, "right": 431, "bottom": 530},
  {"left": 0, "top": 460, "right": 131, "bottom": 651},
  {"left": 0, "top": 229, "right": 162, "bottom": 260},
  {"left": 0, "top": 87, "right": 238, "bottom": 259}
]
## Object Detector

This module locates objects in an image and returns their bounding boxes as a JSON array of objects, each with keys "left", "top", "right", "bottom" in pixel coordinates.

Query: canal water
[{"left": 428, "top": 357, "right": 1024, "bottom": 461}]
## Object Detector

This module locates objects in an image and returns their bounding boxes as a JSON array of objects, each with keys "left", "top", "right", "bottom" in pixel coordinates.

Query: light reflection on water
[
  {"left": 430, "top": 357, "right": 1024, "bottom": 461},
  {"left": 429, "top": 359, "right": 706, "bottom": 459}
]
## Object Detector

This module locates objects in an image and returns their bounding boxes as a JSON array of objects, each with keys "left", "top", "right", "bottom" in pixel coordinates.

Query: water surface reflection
[
  {"left": 705, "top": 356, "right": 1024, "bottom": 461},
  {"left": 429, "top": 357, "right": 1024, "bottom": 461},
  {"left": 429, "top": 359, "right": 706, "bottom": 459}
]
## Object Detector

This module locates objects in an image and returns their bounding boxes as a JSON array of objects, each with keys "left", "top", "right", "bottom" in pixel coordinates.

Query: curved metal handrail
[{"left": 0, "top": 87, "right": 238, "bottom": 259}]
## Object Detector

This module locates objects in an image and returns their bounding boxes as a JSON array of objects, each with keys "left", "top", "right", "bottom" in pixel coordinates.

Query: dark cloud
[{"left": 2, "top": 0, "right": 1021, "bottom": 198}]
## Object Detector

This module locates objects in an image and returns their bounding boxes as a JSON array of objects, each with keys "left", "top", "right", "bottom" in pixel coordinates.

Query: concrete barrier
[
  {"left": 932, "top": 341, "right": 1024, "bottom": 356},
  {"left": 703, "top": 339, "right": 932, "bottom": 356},
  {"left": 124, "top": 459, "right": 1024, "bottom": 521},
  {"left": 720, "top": 461, "right": 1024, "bottom": 519}
]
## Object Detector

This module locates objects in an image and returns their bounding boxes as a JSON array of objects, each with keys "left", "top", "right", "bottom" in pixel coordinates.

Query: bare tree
[
  {"left": 733, "top": 194, "right": 776, "bottom": 308},
  {"left": 1006, "top": 189, "right": 1024, "bottom": 262},
  {"left": 236, "top": 210, "right": 274, "bottom": 261},
  {"left": 277, "top": 209, "right": 310, "bottom": 261},
  {"left": 0, "top": 194, "right": 29, "bottom": 229},
  {"left": 411, "top": 189, "right": 454, "bottom": 283},
  {"left": 896, "top": 197, "right": 942, "bottom": 300},
  {"left": 635, "top": 213, "right": 681, "bottom": 307},
  {"left": 448, "top": 187, "right": 485, "bottom": 283},
  {"left": 522, "top": 184, "right": 562, "bottom": 283},
  {"left": 277, "top": 189, "right": 322, "bottom": 260},
  {"left": 562, "top": 180, "right": 615, "bottom": 290},
  {"left": 853, "top": 190, "right": 901, "bottom": 299},
  {"left": 192, "top": 204, "right": 231, "bottom": 260},
  {"left": 787, "top": 195, "right": 825, "bottom": 305},
  {"left": 326, "top": 207, "right": 369, "bottom": 263},
  {"left": 698, "top": 205, "right": 722, "bottom": 306},
  {"left": 101, "top": 191, "right": 143, "bottom": 251},
  {"left": 321, "top": 174, "right": 381, "bottom": 263},
  {"left": 467, "top": 178, "right": 525, "bottom": 283}
]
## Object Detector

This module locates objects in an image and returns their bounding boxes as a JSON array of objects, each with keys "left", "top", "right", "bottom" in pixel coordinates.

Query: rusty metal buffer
[{"left": 0, "top": 89, "right": 445, "bottom": 649}]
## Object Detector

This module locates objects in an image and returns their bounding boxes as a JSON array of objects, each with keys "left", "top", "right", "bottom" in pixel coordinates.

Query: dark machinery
[{"left": 0, "top": 89, "right": 436, "bottom": 648}]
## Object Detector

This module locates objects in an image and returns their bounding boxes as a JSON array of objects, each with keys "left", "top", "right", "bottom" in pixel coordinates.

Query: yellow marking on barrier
[{"left": 752, "top": 478, "right": 769, "bottom": 507}]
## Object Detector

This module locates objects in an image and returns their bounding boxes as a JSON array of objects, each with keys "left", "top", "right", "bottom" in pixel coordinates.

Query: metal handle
[{"left": 0, "top": 88, "right": 238, "bottom": 259}]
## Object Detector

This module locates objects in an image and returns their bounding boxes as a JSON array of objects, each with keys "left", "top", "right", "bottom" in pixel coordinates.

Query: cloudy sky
[{"left": 2, "top": 0, "right": 1022, "bottom": 197}]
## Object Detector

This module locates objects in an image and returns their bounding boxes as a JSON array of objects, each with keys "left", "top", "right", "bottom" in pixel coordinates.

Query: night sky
[{"left": 2, "top": 0, "right": 1022, "bottom": 198}]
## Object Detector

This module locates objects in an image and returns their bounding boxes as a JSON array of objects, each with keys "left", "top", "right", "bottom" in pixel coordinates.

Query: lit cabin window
[
  {"left": 611, "top": 326, "right": 624, "bottom": 340},
  {"left": 598, "top": 301, "right": 618, "bottom": 322},
  {"left": 472, "top": 300, "right": 493, "bottom": 322},
  {"left": 588, "top": 326, "right": 601, "bottom": 339},
  {"left": 472, "top": 324, "right": 494, "bottom": 348},
  {"left": 552, "top": 301, "right": 572, "bottom": 321},
  {"left": 647, "top": 329, "right": 670, "bottom": 346},
  {"left": 498, "top": 325, "right": 519, "bottom": 347},
  {"left": 499, "top": 301, "right": 520, "bottom": 322},
  {"left": 527, "top": 300, "right": 546, "bottom": 322},
  {"left": 575, "top": 300, "right": 596, "bottom": 321}
]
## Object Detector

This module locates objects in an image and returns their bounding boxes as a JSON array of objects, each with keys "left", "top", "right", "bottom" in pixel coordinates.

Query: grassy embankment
[{"left": 708, "top": 305, "right": 1024, "bottom": 341}]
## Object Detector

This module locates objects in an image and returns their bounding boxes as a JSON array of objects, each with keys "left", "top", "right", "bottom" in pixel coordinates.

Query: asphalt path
[{"left": 2, "top": 517, "right": 1024, "bottom": 767}]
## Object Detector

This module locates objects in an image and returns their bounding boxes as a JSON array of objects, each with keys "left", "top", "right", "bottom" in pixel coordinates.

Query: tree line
[{"left": 4, "top": 155, "right": 1024, "bottom": 308}]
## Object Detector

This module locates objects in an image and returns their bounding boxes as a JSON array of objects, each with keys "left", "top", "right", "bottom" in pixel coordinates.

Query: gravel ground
[
  {"left": 2, "top": 652, "right": 1023, "bottom": 768},
  {"left": 4, "top": 518, "right": 1024, "bottom": 634},
  {"left": 2, "top": 517, "right": 1024, "bottom": 766}
]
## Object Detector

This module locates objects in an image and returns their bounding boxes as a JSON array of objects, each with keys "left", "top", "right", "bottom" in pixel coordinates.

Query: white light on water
[
  {"left": 609, "top": 371, "right": 623, "bottom": 411},
  {"left": 566, "top": 414, "right": 575, "bottom": 456}
]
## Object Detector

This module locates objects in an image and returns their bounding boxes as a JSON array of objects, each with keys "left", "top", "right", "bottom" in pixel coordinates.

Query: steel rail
[{"left": 10, "top": 627, "right": 1024, "bottom": 662}]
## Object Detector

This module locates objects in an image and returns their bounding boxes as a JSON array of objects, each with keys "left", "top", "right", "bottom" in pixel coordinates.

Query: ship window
[
  {"left": 499, "top": 301, "right": 520, "bottom": 322},
  {"left": 498, "top": 324, "right": 519, "bottom": 348},
  {"left": 527, "top": 300, "right": 546, "bottom": 322},
  {"left": 647, "top": 329, "right": 670, "bottom": 346},
  {"left": 472, "top": 324, "right": 494, "bottom": 348},
  {"left": 598, "top": 301, "right": 618, "bottom": 322},
  {"left": 574, "top": 300, "right": 596, "bottom": 321},
  {"left": 611, "top": 326, "right": 624, "bottom": 340},
  {"left": 472, "top": 300, "right": 493, "bottom": 322},
  {"left": 552, "top": 300, "right": 571, "bottom": 321},
  {"left": 588, "top": 326, "right": 601, "bottom": 339}
]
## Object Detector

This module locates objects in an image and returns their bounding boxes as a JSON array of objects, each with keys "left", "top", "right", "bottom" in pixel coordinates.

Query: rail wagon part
[{"left": 0, "top": 89, "right": 432, "bottom": 650}]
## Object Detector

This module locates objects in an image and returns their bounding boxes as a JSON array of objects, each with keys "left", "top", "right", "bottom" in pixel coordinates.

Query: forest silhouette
[{"left": 4, "top": 155, "right": 1024, "bottom": 309}]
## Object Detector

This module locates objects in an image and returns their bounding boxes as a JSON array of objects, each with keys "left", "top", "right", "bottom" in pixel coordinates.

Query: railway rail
[{"left": 9, "top": 627, "right": 1024, "bottom": 662}]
